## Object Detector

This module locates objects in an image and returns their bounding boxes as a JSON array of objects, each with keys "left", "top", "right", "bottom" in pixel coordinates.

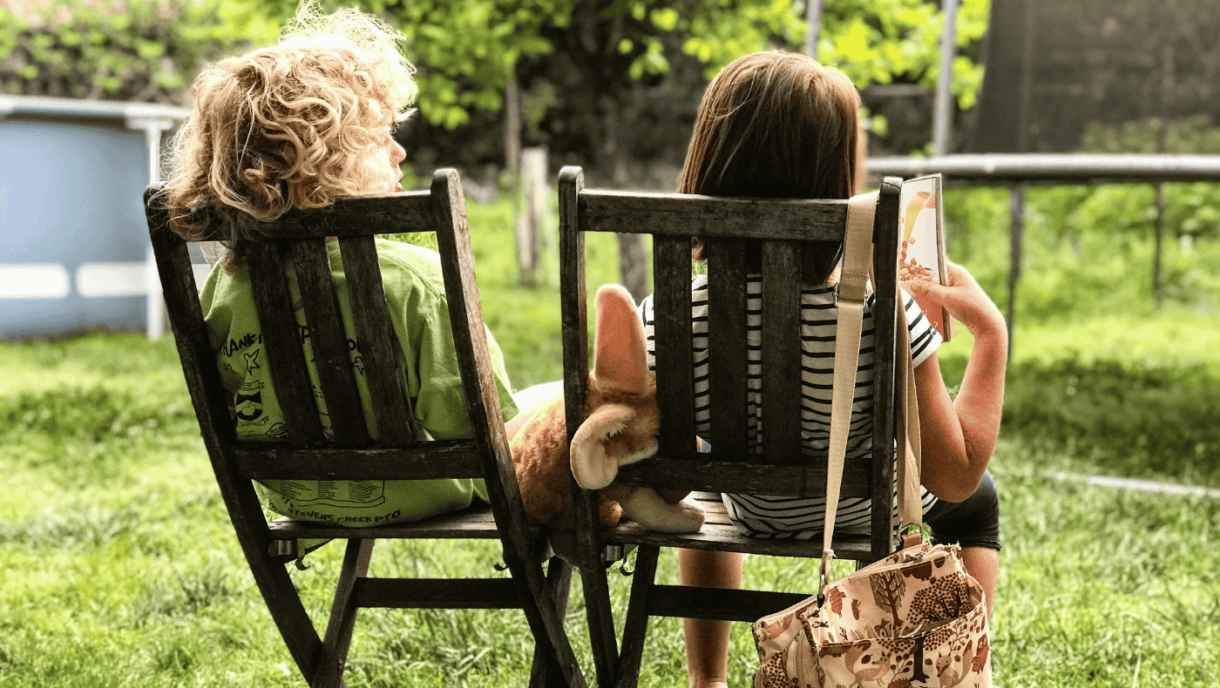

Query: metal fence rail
[
  {"left": 868, "top": 154, "right": 1220, "bottom": 184},
  {"left": 864, "top": 154, "right": 1220, "bottom": 354}
]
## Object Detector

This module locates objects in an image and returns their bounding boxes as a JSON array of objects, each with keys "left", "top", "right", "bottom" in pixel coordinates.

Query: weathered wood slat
[
  {"left": 560, "top": 166, "right": 621, "bottom": 686},
  {"left": 246, "top": 240, "right": 326, "bottom": 447},
  {"left": 602, "top": 515, "right": 875, "bottom": 562},
  {"left": 354, "top": 577, "right": 522, "bottom": 609},
  {"left": 289, "top": 239, "right": 369, "bottom": 447},
  {"left": 431, "top": 171, "right": 509, "bottom": 483},
  {"left": 180, "top": 192, "right": 437, "bottom": 241},
  {"left": 579, "top": 190, "right": 849, "bottom": 241},
  {"left": 267, "top": 505, "right": 507, "bottom": 540},
  {"left": 145, "top": 196, "right": 235, "bottom": 449},
  {"left": 760, "top": 241, "right": 804, "bottom": 464},
  {"left": 706, "top": 240, "right": 750, "bottom": 460},
  {"left": 869, "top": 179, "right": 903, "bottom": 560},
  {"left": 336, "top": 234, "right": 418, "bottom": 446},
  {"left": 232, "top": 442, "right": 484, "bottom": 480},
  {"left": 652, "top": 237, "right": 695, "bottom": 460},
  {"left": 559, "top": 169, "right": 589, "bottom": 445},
  {"left": 613, "top": 458, "right": 870, "bottom": 498},
  {"left": 530, "top": 558, "right": 575, "bottom": 688},
  {"left": 644, "top": 586, "right": 813, "bottom": 623},
  {"left": 313, "top": 539, "right": 374, "bottom": 688},
  {"left": 433, "top": 170, "right": 585, "bottom": 688},
  {"left": 147, "top": 192, "right": 327, "bottom": 680},
  {"left": 616, "top": 545, "right": 660, "bottom": 685}
]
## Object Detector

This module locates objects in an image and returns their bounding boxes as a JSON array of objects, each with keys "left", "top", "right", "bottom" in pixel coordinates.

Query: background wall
[{"left": 968, "top": 0, "right": 1220, "bottom": 152}]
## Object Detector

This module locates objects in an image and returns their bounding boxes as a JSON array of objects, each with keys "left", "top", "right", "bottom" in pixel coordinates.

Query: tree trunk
[{"left": 506, "top": 74, "right": 536, "bottom": 286}]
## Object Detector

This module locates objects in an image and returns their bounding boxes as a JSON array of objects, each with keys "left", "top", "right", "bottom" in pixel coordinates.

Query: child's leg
[
  {"left": 959, "top": 546, "right": 998, "bottom": 618},
  {"left": 505, "top": 381, "right": 564, "bottom": 439},
  {"left": 678, "top": 548, "right": 743, "bottom": 688},
  {"left": 923, "top": 470, "right": 1001, "bottom": 618}
]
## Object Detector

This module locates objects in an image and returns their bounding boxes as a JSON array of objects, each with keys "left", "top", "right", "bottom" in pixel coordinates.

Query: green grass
[{"left": 2, "top": 197, "right": 1218, "bottom": 686}]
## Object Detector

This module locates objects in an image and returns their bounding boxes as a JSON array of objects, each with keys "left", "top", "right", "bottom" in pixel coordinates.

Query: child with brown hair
[
  {"left": 162, "top": 3, "right": 518, "bottom": 526},
  {"left": 637, "top": 51, "right": 1008, "bottom": 688}
]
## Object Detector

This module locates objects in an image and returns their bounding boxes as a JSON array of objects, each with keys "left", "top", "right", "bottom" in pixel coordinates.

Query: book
[{"left": 898, "top": 174, "right": 954, "bottom": 342}]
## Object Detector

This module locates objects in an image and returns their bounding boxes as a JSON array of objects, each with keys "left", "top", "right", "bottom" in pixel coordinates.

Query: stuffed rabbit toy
[{"left": 510, "top": 285, "right": 704, "bottom": 557}]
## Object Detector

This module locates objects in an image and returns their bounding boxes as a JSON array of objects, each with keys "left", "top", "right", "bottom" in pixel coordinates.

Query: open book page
[{"left": 898, "top": 174, "right": 954, "bottom": 342}]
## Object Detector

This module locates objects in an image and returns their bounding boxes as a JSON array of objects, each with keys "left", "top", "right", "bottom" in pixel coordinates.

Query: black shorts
[{"left": 923, "top": 469, "right": 1002, "bottom": 551}]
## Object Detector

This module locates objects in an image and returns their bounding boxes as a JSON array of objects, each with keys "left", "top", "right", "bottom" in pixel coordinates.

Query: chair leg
[
  {"left": 502, "top": 541, "right": 588, "bottom": 688},
  {"left": 311, "top": 539, "right": 375, "bottom": 688},
  {"left": 220, "top": 479, "right": 325, "bottom": 682},
  {"left": 614, "top": 545, "right": 660, "bottom": 688},
  {"left": 529, "top": 556, "right": 575, "bottom": 688}
]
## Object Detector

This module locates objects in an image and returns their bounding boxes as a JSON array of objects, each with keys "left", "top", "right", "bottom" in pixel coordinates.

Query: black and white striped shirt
[{"left": 638, "top": 274, "right": 942, "bottom": 539}]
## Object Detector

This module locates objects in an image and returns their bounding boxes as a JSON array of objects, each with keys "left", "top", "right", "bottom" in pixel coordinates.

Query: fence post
[
  {"left": 1006, "top": 184, "right": 1025, "bottom": 358},
  {"left": 129, "top": 116, "right": 175, "bottom": 339},
  {"left": 804, "top": 0, "right": 824, "bottom": 58},
  {"left": 932, "top": 0, "right": 960, "bottom": 157},
  {"left": 516, "top": 147, "right": 547, "bottom": 286}
]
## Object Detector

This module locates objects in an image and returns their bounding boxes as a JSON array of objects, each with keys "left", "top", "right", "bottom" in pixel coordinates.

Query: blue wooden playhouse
[{"left": 0, "top": 95, "right": 186, "bottom": 340}]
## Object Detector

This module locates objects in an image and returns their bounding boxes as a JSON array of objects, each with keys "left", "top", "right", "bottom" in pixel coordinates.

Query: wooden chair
[
  {"left": 557, "top": 166, "right": 905, "bottom": 687},
  {"left": 144, "top": 169, "right": 586, "bottom": 688}
]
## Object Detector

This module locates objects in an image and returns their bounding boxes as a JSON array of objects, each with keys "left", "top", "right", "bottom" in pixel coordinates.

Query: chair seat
[
  {"left": 268, "top": 503, "right": 502, "bottom": 540},
  {"left": 601, "top": 492, "right": 876, "bottom": 562},
  {"left": 267, "top": 504, "right": 555, "bottom": 564}
]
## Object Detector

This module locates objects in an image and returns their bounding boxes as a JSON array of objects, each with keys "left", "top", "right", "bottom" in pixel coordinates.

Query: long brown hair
[{"left": 679, "top": 51, "right": 861, "bottom": 283}]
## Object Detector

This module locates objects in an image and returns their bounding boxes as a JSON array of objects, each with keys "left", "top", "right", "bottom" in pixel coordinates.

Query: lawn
[{"left": 2, "top": 197, "right": 1218, "bottom": 687}]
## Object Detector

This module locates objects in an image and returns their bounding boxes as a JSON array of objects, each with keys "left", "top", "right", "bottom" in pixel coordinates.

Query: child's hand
[{"left": 906, "top": 262, "right": 1006, "bottom": 342}]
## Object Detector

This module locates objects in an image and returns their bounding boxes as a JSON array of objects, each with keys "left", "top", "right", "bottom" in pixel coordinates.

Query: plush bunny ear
[
  {"left": 593, "top": 284, "right": 648, "bottom": 395},
  {"left": 570, "top": 403, "right": 635, "bottom": 489}
]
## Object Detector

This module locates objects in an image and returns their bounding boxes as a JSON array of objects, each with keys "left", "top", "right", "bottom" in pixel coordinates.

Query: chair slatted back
[
  {"left": 560, "top": 169, "right": 903, "bottom": 559},
  {"left": 147, "top": 181, "right": 501, "bottom": 482}
]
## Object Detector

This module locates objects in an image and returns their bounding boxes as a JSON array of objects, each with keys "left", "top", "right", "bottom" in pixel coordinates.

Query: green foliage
[
  {"left": 250, "top": 0, "right": 569, "bottom": 129},
  {"left": 0, "top": 0, "right": 276, "bottom": 99},
  {"left": 816, "top": 0, "right": 988, "bottom": 109},
  {"left": 248, "top": 0, "right": 988, "bottom": 129},
  {"left": 941, "top": 184, "right": 1220, "bottom": 324},
  {"left": 999, "top": 357, "right": 1220, "bottom": 485}
]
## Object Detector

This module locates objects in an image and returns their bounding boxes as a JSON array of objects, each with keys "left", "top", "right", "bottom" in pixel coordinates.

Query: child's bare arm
[{"left": 907, "top": 262, "right": 1007, "bottom": 502}]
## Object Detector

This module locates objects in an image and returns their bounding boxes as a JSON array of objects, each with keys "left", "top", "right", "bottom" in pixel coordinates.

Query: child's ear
[
  {"left": 571, "top": 403, "right": 635, "bottom": 489},
  {"left": 592, "top": 284, "right": 648, "bottom": 395}
]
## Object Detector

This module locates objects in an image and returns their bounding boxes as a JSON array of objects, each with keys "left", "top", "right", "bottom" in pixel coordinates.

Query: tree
[{"left": 243, "top": 0, "right": 989, "bottom": 137}]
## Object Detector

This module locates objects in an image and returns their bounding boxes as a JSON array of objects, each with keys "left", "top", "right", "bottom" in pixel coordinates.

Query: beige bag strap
[
  {"left": 819, "top": 191, "right": 922, "bottom": 595},
  {"left": 894, "top": 291, "right": 923, "bottom": 531}
]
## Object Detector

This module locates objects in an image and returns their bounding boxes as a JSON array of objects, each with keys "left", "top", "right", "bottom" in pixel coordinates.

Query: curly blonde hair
[{"left": 163, "top": 3, "right": 417, "bottom": 270}]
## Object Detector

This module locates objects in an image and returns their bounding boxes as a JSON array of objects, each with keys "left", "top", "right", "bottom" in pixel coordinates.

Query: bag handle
[{"left": 819, "top": 191, "right": 922, "bottom": 595}]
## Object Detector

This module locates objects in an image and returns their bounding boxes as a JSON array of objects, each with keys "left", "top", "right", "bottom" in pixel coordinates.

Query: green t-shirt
[{"left": 200, "top": 239, "right": 518, "bottom": 527}]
